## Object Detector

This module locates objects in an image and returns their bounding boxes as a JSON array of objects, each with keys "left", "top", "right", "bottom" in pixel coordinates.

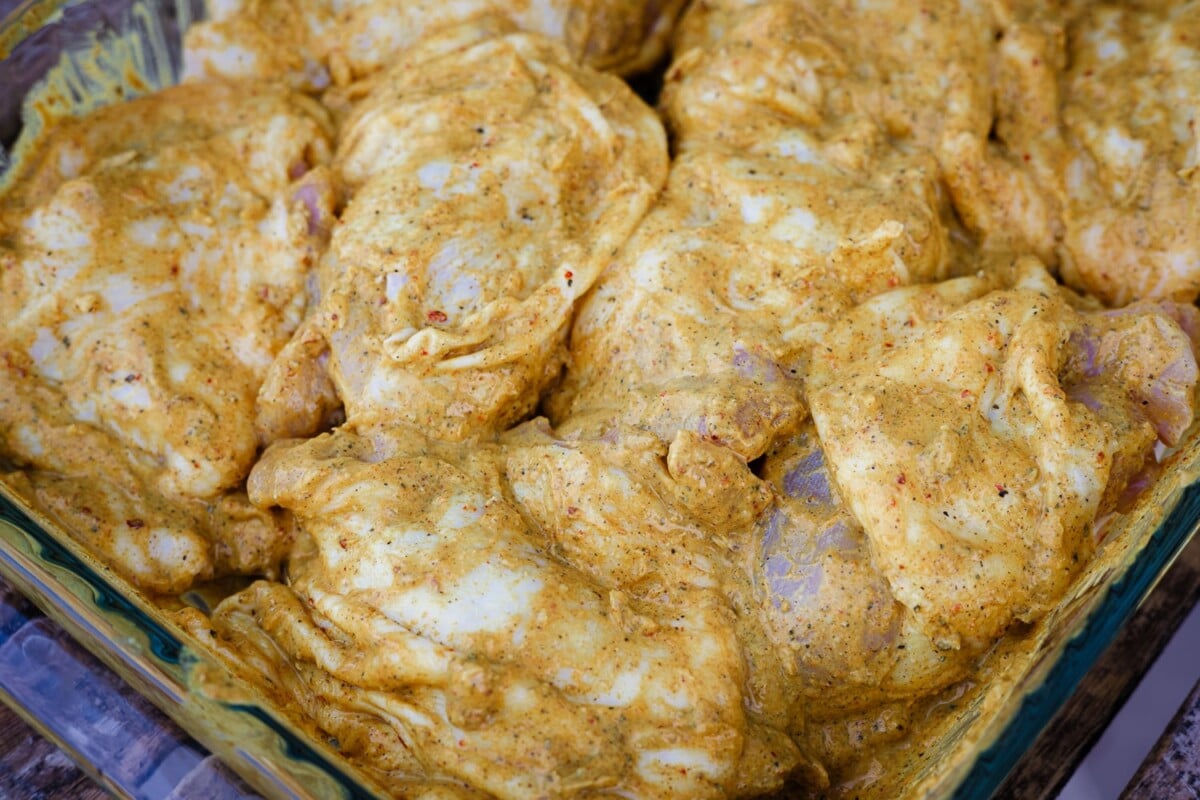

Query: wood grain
[
  {"left": 0, "top": 574, "right": 253, "bottom": 800},
  {"left": 0, "top": 702, "right": 108, "bottom": 800}
]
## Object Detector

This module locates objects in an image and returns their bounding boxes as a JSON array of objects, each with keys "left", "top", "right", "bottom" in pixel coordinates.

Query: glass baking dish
[{"left": 2, "top": 1, "right": 1199, "bottom": 797}]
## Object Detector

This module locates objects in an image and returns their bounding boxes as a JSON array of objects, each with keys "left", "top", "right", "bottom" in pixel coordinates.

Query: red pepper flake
[
  {"left": 1031, "top": 58, "right": 1041, "bottom": 67},
  {"left": 996, "top": 484, "right": 1008, "bottom": 498},
  {"left": 1022, "top": 153, "right": 1031, "bottom": 162},
  {"left": 564, "top": 270, "right": 574, "bottom": 287},
  {"left": 427, "top": 309, "right": 448, "bottom": 323},
  {"left": 883, "top": 341, "right": 894, "bottom": 349},
  {"left": 566, "top": 506, "right": 579, "bottom": 516},
  {"left": 1096, "top": 451, "right": 1105, "bottom": 463},
  {"left": 960, "top": 389, "right": 972, "bottom": 398},
  {"left": 897, "top": 473, "right": 907, "bottom": 485},
  {"left": 1, "top": 352, "right": 26, "bottom": 378},
  {"left": 126, "top": 518, "right": 145, "bottom": 529},
  {"left": 887, "top": 276, "right": 900, "bottom": 287},
  {"left": 338, "top": 537, "right": 349, "bottom": 549},
  {"left": 124, "top": 373, "right": 141, "bottom": 383},
  {"left": 985, "top": 362, "right": 995, "bottom": 373}
]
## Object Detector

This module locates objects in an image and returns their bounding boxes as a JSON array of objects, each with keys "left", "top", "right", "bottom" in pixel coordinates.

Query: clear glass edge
[
  {"left": 0, "top": 681, "right": 139, "bottom": 800},
  {"left": 943, "top": 481, "right": 1200, "bottom": 800},
  {"left": 0, "top": 489, "right": 385, "bottom": 800}
]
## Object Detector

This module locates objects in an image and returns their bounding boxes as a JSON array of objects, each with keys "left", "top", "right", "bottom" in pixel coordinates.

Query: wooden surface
[
  {"left": 0, "top": 538, "right": 1196, "bottom": 799},
  {"left": 0, "top": 575, "right": 255, "bottom": 800},
  {"left": 0, "top": 702, "right": 108, "bottom": 800},
  {"left": 0, "top": 580, "right": 107, "bottom": 799},
  {"left": 995, "top": 532, "right": 1200, "bottom": 799}
]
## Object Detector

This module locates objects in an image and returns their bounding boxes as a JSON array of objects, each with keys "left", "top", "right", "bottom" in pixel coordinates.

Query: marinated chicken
[
  {"left": 807, "top": 259, "right": 1199, "bottom": 651},
  {"left": 3, "top": 0, "right": 1200, "bottom": 797},
  {"left": 0, "top": 82, "right": 335, "bottom": 592},
  {"left": 674, "top": 0, "right": 1060, "bottom": 261},
  {"left": 255, "top": 26, "right": 667, "bottom": 442},
  {"left": 549, "top": 1, "right": 951, "bottom": 460},
  {"left": 751, "top": 258, "right": 1197, "bottom": 716},
  {"left": 183, "top": 0, "right": 688, "bottom": 89},
  {"left": 1053, "top": 2, "right": 1200, "bottom": 305},
  {"left": 756, "top": 423, "right": 975, "bottom": 716},
  {"left": 214, "top": 423, "right": 810, "bottom": 798},
  {"left": 675, "top": 0, "right": 1200, "bottom": 305}
]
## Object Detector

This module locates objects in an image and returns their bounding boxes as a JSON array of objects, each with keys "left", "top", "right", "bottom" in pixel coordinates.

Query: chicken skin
[
  {"left": 0, "top": 82, "right": 336, "bottom": 592},
  {"left": 1053, "top": 2, "right": 1200, "bottom": 305},
  {"left": 255, "top": 26, "right": 667, "bottom": 442},
  {"left": 213, "top": 422, "right": 810, "bottom": 799},
  {"left": 183, "top": 0, "right": 688, "bottom": 90},
  {"left": 677, "top": 1, "right": 1200, "bottom": 306},
  {"left": 943, "top": 0, "right": 1200, "bottom": 305},
  {"left": 807, "top": 260, "right": 1199, "bottom": 651},
  {"left": 548, "top": 2, "right": 951, "bottom": 461}
]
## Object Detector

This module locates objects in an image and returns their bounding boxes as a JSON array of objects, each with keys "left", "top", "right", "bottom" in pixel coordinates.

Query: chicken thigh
[
  {"left": 1053, "top": 1, "right": 1200, "bottom": 305},
  {"left": 213, "top": 422, "right": 811, "bottom": 798},
  {"left": 255, "top": 26, "right": 667, "bottom": 442},
  {"left": 754, "top": 423, "right": 975, "bottom": 716},
  {"left": 807, "top": 259, "right": 1199, "bottom": 651},
  {"left": 548, "top": 2, "right": 951, "bottom": 461},
  {"left": 0, "top": 82, "right": 335, "bottom": 592},
  {"left": 183, "top": 0, "right": 688, "bottom": 89}
]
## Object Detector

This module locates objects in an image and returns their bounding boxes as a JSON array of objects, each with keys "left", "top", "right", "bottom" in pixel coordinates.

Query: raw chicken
[
  {"left": 676, "top": 1, "right": 1200, "bottom": 306},
  {"left": 1053, "top": 1, "right": 1200, "bottom": 305},
  {"left": 807, "top": 259, "right": 1199, "bottom": 650},
  {"left": 548, "top": 1, "right": 951, "bottom": 461},
  {"left": 213, "top": 421, "right": 813, "bottom": 799},
  {"left": 939, "top": 0, "right": 1200, "bottom": 305},
  {"left": 3, "top": 0, "right": 1197, "bottom": 795},
  {"left": 182, "top": 0, "right": 688, "bottom": 89},
  {"left": 674, "top": 0, "right": 1071, "bottom": 267},
  {"left": 0, "top": 82, "right": 336, "bottom": 592},
  {"left": 755, "top": 423, "right": 974, "bottom": 717},
  {"left": 256, "top": 26, "right": 667, "bottom": 442}
]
